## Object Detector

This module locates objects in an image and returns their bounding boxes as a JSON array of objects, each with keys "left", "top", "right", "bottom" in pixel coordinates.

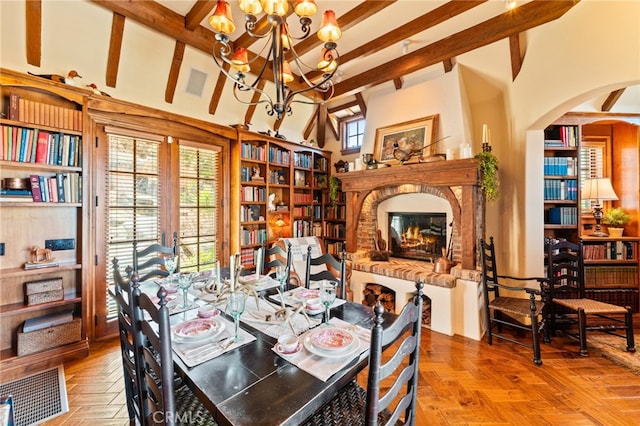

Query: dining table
[{"left": 169, "top": 280, "right": 396, "bottom": 426}]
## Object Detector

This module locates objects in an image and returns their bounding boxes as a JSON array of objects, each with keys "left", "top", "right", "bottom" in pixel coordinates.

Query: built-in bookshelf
[
  {"left": 0, "top": 69, "right": 89, "bottom": 382},
  {"left": 543, "top": 124, "right": 580, "bottom": 242},
  {"left": 582, "top": 236, "right": 639, "bottom": 313}
]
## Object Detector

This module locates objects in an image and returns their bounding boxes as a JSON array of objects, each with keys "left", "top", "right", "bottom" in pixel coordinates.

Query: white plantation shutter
[{"left": 580, "top": 139, "right": 608, "bottom": 212}]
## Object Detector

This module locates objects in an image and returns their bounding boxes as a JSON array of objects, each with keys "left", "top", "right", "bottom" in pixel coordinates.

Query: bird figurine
[
  {"left": 28, "top": 70, "right": 82, "bottom": 86},
  {"left": 86, "top": 83, "right": 111, "bottom": 97}
]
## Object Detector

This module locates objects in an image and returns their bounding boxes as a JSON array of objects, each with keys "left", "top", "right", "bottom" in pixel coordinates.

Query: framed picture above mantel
[{"left": 374, "top": 114, "right": 439, "bottom": 165}]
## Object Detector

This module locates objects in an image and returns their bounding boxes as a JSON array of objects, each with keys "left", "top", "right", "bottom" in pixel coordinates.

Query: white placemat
[
  {"left": 272, "top": 318, "right": 371, "bottom": 382},
  {"left": 172, "top": 315, "right": 256, "bottom": 368}
]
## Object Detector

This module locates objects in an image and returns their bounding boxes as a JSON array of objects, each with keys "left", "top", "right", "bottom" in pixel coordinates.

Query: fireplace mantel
[{"left": 337, "top": 158, "right": 482, "bottom": 270}]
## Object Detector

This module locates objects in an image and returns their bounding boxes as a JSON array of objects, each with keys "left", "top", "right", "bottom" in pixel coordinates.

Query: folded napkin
[
  {"left": 172, "top": 316, "right": 256, "bottom": 368},
  {"left": 229, "top": 298, "right": 320, "bottom": 338},
  {"left": 273, "top": 318, "right": 371, "bottom": 382}
]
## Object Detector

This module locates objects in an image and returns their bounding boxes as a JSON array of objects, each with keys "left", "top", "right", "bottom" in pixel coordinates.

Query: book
[
  {"left": 0, "top": 189, "right": 32, "bottom": 196},
  {"left": 8, "top": 92, "right": 20, "bottom": 120},
  {"left": 24, "top": 260, "right": 59, "bottom": 270},
  {"left": 38, "top": 175, "right": 48, "bottom": 202},
  {"left": 23, "top": 310, "right": 73, "bottom": 333},
  {"left": 30, "top": 174, "right": 42, "bottom": 202},
  {"left": 56, "top": 173, "right": 65, "bottom": 203},
  {"left": 35, "top": 130, "right": 50, "bottom": 163},
  {"left": 29, "top": 128, "right": 39, "bottom": 162}
]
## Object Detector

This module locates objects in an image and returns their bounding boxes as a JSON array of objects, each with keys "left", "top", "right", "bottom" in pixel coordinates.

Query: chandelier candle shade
[
  {"left": 581, "top": 177, "right": 619, "bottom": 237},
  {"left": 209, "top": 0, "right": 341, "bottom": 121}
]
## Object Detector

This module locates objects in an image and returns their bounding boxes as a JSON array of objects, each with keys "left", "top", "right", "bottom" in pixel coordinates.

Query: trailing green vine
[
  {"left": 475, "top": 151, "right": 500, "bottom": 203},
  {"left": 329, "top": 175, "right": 341, "bottom": 206}
]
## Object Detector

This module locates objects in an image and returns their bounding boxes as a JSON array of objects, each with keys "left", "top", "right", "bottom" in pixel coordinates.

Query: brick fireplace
[{"left": 337, "top": 159, "right": 485, "bottom": 339}]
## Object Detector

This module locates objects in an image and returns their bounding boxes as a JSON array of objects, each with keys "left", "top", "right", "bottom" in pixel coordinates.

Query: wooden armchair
[
  {"left": 480, "top": 237, "right": 548, "bottom": 365},
  {"left": 546, "top": 239, "right": 635, "bottom": 356}
]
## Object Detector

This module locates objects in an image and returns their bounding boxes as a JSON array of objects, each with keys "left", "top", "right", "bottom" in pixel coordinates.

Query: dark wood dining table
[{"left": 171, "top": 287, "right": 394, "bottom": 426}]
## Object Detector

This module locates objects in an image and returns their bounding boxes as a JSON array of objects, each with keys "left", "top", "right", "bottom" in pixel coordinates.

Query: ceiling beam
[
  {"left": 306, "top": 1, "right": 485, "bottom": 82},
  {"left": 355, "top": 93, "right": 367, "bottom": 118},
  {"left": 185, "top": 0, "right": 216, "bottom": 31},
  {"left": 25, "top": 0, "right": 42, "bottom": 67},
  {"left": 165, "top": 41, "right": 185, "bottom": 103},
  {"left": 509, "top": 33, "right": 523, "bottom": 81},
  {"left": 106, "top": 12, "right": 125, "bottom": 88},
  {"left": 601, "top": 89, "right": 625, "bottom": 112},
  {"left": 443, "top": 58, "right": 454, "bottom": 73},
  {"left": 332, "top": 0, "right": 579, "bottom": 98}
]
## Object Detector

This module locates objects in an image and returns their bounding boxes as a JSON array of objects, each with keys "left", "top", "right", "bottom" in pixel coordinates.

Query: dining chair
[
  {"left": 112, "top": 257, "right": 143, "bottom": 425},
  {"left": 303, "top": 280, "right": 424, "bottom": 425},
  {"left": 259, "top": 241, "right": 292, "bottom": 276},
  {"left": 128, "top": 272, "right": 218, "bottom": 425},
  {"left": 480, "top": 237, "right": 548, "bottom": 365},
  {"left": 304, "top": 246, "right": 347, "bottom": 298},
  {"left": 546, "top": 239, "right": 635, "bottom": 356},
  {"left": 133, "top": 232, "right": 178, "bottom": 282}
]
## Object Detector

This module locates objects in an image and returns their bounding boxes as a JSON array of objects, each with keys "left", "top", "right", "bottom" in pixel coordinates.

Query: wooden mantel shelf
[{"left": 336, "top": 158, "right": 482, "bottom": 270}]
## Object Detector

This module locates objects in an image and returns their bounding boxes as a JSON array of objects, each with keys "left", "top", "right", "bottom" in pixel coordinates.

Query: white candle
[
  {"left": 215, "top": 260, "right": 221, "bottom": 293},
  {"left": 482, "top": 124, "right": 488, "bottom": 143},
  {"left": 255, "top": 247, "right": 263, "bottom": 276},
  {"left": 230, "top": 254, "right": 235, "bottom": 292},
  {"left": 446, "top": 149, "right": 453, "bottom": 160}
]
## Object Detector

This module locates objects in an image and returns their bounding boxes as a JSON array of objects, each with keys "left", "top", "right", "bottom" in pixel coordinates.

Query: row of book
[
  {"left": 583, "top": 241, "right": 636, "bottom": 260},
  {"left": 6, "top": 92, "right": 83, "bottom": 132},
  {"left": 267, "top": 146, "right": 290, "bottom": 165},
  {"left": 543, "top": 157, "right": 577, "bottom": 176},
  {"left": 314, "top": 156, "right": 328, "bottom": 172},
  {"left": 293, "top": 220, "right": 314, "bottom": 238},
  {"left": 293, "top": 205, "right": 314, "bottom": 217},
  {"left": 240, "top": 142, "right": 266, "bottom": 161},
  {"left": 544, "top": 125, "right": 579, "bottom": 147},
  {"left": 293, "top": 152, "right": 312, "bottom": 168},
  {"left": 325, "top": 242, "right": 345, "bottom": 256},
  {"left": 325, "top": 223, "right": 346, "bottom": 238},
  {"left": 0, "top": 125, "right": 82, "bottom": 166},
  {"left": 240, "top": 205, "right": 262, "bottom": 222},
  {"left": 547, "top": 206, "right": 578, "bottom": 225},
  {"left": 239, "top": 248, "right": 255, "bottom": 267},
  {"left": 0, "top": 173, "right": 82, "bottom": 203},
  {"left": 544, "top": 178, "right": 578, "bottom": 201},
  {"left": 585, "top": 266, "right": 639, "bottom": 288},
  {"left": 292, "top": 192, "right": 313, "bottom": 204},
  {"left": 241, "top": 186, "right": 266, "bottom": 202},
  {"left": 239, "top": 227, "right": 267, "bottom": 246}
]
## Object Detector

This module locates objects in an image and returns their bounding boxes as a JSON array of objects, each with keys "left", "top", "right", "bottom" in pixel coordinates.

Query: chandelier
[{"left": 208, "top": 0, "right": 341, "bottom": 121}]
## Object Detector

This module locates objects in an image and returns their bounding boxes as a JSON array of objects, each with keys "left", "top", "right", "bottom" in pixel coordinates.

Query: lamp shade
[
  {"left": 582, "top": 178, "right": 619, "bottom": 201},
  {"left": 209, "top": 1, "right": 236, "bottom": 34},
  {"left": 317, "top": 10, "right": 341, "bottom": 42}
]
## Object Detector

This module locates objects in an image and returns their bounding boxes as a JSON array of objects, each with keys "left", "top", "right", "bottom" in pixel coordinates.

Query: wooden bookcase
[
  {"left": 581, "top": 236, "right": 639, "bottom": 313},
  {"left": 324, "top": 177, "right": 346, "bottom": 255},
  {"left": 0, "top": 69, "right": 90, "bottom": 382},
  {"left": 543, "top": 123, "right": 580, "bottom": 243},
  {"left": 231, "top": 129, "right": 332, "bottom": 267}
]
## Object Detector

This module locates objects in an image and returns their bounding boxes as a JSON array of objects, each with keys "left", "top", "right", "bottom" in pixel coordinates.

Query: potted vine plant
[
  {"left": 328, "top": 175, "right": 341, "bottom": 218},
  {"left": 603, "top": 207, "right": 630, "bottom": 237},
  {"left": 474, "top": 151, "right": 499, "bottom": 203}
]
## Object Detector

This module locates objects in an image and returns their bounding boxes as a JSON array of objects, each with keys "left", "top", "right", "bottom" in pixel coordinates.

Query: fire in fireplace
[{"left": 388, "top": 212, "right": 447, "bottom": 262}]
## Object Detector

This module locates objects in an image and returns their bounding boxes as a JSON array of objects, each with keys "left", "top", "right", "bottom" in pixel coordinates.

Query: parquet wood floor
[{"left": 43, "top": 328, "right": 640, "bottom": 425}]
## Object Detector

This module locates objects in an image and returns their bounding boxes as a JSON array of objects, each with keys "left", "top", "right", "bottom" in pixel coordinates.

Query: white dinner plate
[
  {"left": 303, "top": 330, "right": 360, "bottom": 358},
  {"left": 172, "top": 318, "right": 223, "bottom": 342},
  {"left": 309, "top": 327, "right": 355, "bottom": 352}
]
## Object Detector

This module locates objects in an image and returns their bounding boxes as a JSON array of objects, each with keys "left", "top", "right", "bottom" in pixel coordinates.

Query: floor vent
[{"left": 0, "top": 366, "right": 68, "bottom": 426}]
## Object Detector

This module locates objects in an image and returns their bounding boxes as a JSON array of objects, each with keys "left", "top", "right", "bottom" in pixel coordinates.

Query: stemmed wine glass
[
  {"left": 177, "top": 272, "right": 195, "bottom": 309},
  {"left": 164, "top": 256, "right": 178, "bottom": 286},
  {"left": 227, "top": 291, "right": 247, "bottom": 343},
  {"left": 275, "top": 265, "right": 289, "bottom": 305},
  {"left": 320, "top": 280, "right": 337, "bottom": 326}
]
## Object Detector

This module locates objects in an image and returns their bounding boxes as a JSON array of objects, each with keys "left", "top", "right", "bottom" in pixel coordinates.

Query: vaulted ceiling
[{"left": 21, "top": 0, "right": 636, "bottom": 141}]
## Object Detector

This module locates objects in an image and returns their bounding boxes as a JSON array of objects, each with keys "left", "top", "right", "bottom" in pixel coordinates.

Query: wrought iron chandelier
[{"left": 209, "top": 0, "right": 341, "bottom": 121}]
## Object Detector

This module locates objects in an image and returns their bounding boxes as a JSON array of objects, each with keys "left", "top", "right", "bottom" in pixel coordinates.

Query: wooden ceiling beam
[
  {"left": 106, "top": 12, "right": 125, "bottom": 88},
  {"left": 332, "top": 0, "right": 579, "bottom": 98},
  {"left": 165, "top": 41, "right": 185, "bottom": 103},
  {"left": 185, "top": 0, "right": 216, "bottom": 31},
  {"left": 443, "top": 58, "right": 454, "bottom": 73},
  {"left": 306, "top": 1, "right": 485, "bottom": 82},
  {"left": 509, "top": 33, "right": 523, "bottom": 81},
  {"left": 355, "top": 93, "right": 367, "bottom": 118},
  {"left": 25, "top": 0, "right": 42, "bottom": 67},
  {"left": 601, "top": 89, "right": 625, "bottom": 112}
]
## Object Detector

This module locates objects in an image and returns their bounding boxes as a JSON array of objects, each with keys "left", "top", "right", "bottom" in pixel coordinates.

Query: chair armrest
[{"left": 497, "top": 274, "right": 547, "bottom": 284}]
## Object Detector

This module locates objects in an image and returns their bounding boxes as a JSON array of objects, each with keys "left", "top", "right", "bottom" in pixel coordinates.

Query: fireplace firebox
[{"left": 388, "top": 212, "right": 447, "bottom": 262}]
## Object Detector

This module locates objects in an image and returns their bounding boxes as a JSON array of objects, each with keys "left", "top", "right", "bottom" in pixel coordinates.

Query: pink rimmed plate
[
  {"left": 303, "top": 330, "right": 360, "bottom": 359},
  {"left": 173, "top": 318, "right": 220, "bottom": 341},
  {"left": 310, "top": 327, "right": 354, "bottom": 352}
]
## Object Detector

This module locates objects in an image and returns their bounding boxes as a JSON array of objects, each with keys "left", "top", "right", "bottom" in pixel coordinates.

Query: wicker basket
[
  {"left": 17, "top": 318, "right": 81, "bottom": 356},
  {"left": 24, "top": 278, "right": 64, "bottom": 306}
]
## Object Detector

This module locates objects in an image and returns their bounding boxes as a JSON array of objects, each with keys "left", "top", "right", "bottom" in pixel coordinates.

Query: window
[
  {"left": 580, "top": 137, "right": 610, "bottom": 212},
  {"left": 342, "top": 117, "right": 365, "bottom": 154}
]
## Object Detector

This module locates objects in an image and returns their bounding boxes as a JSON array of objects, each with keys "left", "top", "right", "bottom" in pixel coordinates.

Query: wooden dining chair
[
  {"left": 129, "top": 272, "right": 218, "bottom": 425},
  {"left": 480, "top": 237, "right": 548, "bottom": 365},
  {"left": 259, "top": 241, "right": 292, "bottom": 276},
  {"left": 304, "top": 246, "right": 347, "bottom": 298},
  {"left": 304, "top": 281, "right": 424, "bottom": 426},
  {"left": 133, "top": 232, "right": 178, "bottom": 282},
  {"left": 546, "top": 239, "right": 635, "bottom": 356},
  {"left": 112, "top": 257, "right": 143, "bottom": 425}
]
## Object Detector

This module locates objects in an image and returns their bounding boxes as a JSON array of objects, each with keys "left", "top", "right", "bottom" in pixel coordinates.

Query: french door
[{"left": 93, "top": 125, "right": 223, "bottom": 338}]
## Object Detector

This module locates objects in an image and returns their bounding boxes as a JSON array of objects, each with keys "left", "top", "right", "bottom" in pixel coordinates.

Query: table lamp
[
  {"left": 275, "top": 215, "right": 286, "bottom": 238},
  {"left": 581, "top": 178, "right": 618, "bottom": 237}
]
